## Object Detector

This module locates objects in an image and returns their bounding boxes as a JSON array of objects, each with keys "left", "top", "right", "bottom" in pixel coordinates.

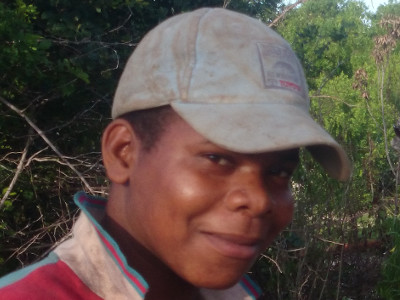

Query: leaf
[{"left": 38, "top": 39, "right": 52, "bottom": 50}]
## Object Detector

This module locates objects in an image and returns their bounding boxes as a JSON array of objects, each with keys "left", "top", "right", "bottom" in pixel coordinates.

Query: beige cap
[{"left": 112, "top": 8, "right": 351, "bottom": 181}]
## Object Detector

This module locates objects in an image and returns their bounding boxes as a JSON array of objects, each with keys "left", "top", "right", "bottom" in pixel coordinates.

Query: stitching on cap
[{"left": 184, "top": 8, "right": 212, "bottom": 103}]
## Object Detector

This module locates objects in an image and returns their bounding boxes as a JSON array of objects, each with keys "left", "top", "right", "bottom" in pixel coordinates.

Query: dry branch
[
  {"left": 0, "top": 135, "right": 31, "bottom": 209},
  {"left": 0, "top": 95, "right": 95, "bottom": 195},
  {"left": 269, "top": 0, "right": 309, "bottom": 28},
  {"left": 260, "top": 253, "right": 283, "bottom": 273}
]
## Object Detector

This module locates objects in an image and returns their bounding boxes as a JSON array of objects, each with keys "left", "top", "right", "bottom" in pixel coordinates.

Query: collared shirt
[{"left": 0, "top": 192, "right": 262, "bottom": 299}]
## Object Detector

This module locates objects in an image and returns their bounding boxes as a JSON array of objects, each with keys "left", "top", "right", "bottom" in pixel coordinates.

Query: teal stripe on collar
[
  {"left": 73, "top": 191, "right": 149, "bottom": 297},
  {"left": 240, "top": 274, "right": 262, "bottom": 299},
  {"left": 74, "top": 191, "right": 107, "bottom": 208}
]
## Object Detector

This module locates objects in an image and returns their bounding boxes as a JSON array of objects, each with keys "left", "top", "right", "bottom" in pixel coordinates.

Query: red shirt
[{"left": 0, "top": 192, "right": 261, "bottom": 299}]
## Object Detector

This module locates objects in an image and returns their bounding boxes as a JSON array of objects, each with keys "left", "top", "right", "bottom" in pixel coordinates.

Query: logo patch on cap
[{"left": 257, "top": 43, "right": 306, "bottom": 99}]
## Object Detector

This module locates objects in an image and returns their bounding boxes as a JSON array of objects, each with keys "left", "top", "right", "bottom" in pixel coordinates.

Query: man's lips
[{"left": 202, "top": 232, "right": 263, "bottom": 260}]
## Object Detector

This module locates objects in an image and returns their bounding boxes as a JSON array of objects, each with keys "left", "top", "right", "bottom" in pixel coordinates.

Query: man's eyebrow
[
  {"left": 196, "top": 140, "right": 300, "bottom": 163},
  {"left": 199, "top": 140, "right": 214, "bottom": 145},
  {"left": 197, "top": 139, "right": 227, "bottom": 150}
]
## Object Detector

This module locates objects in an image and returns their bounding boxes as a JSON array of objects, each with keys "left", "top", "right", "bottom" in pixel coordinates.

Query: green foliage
[
  {"left": 378, "top": 218, "right": 400, "bottom": 299},
  {"left": 277, "top": 0, "right": 371, "bottom": 89},
  {"left": 4, "top": 0, "right": 400, "bottom": 298}
]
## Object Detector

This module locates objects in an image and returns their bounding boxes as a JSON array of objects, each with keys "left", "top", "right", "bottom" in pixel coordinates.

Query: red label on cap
[
  {"left": 257, "top": 43, "right": 306, "bottom": 99},
  {"left": 279, "top": 80, "right": 301, "bottom": 92}
]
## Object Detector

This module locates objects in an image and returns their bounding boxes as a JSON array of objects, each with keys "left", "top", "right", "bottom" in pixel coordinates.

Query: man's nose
[{"left": 223, "top": 168, "right": 272, "bottom": 217}]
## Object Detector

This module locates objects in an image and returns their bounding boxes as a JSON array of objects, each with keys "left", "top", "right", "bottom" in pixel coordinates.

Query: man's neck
[{"left": 101, "top": 215, "right": 203, "bottom": 300}]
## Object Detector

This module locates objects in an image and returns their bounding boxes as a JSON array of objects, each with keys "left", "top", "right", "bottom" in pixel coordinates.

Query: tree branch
[
  {"left": 223, "top": 0, "right": 231, "bottom": 9},
  {"left": 0, "top": 95, "right": 95, "bottom": 194},
  {"left": 269, "top": 0, "right": 309, "bottom": 28},
  {"left": 0, "top": 135, "right": 31, "bottom": 209}
]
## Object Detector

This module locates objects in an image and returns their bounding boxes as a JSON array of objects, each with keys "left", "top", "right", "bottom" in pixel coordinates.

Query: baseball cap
[{"left": 112, "top": 8, "right": 351, "bottom": 181}]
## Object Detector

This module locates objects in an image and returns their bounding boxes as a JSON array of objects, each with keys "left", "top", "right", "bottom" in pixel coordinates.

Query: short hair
[{"left": 119, "top": 105, "right": 176, "bottom": 152}]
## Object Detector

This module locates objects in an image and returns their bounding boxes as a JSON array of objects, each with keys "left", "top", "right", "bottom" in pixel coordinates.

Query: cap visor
[{"left": 172, "top": 102, "right": 351, "bottom": 181}]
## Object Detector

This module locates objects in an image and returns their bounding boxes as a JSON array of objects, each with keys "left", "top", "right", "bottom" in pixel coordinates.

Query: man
[{"left": 0, "top": 7, "right": 351, "bottom": 300}]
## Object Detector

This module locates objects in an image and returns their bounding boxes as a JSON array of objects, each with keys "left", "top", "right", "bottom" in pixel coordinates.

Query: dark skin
[
  {"left": 101, "top": 112, "right": 298, "bottom": 299},
  {"left": 101, "top": 216, "right": 203, "bottom": 300},
  {"left": 101, "top": 116, "right": 203, "bottom": 299}
]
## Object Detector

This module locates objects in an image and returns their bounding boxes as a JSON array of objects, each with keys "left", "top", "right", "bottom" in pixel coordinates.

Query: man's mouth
[{"left": 202, "top": 232, "right": 263, "bottom": 260}]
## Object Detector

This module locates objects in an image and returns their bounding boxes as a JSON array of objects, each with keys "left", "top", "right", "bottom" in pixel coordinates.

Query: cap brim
[{"left": 172, "top": 102, "right": 352, "bottom": 181}]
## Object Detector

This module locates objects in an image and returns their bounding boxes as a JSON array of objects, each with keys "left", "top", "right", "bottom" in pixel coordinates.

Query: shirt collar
[{"left": 73, "top": 191, "right": 262, "bottom": 299}]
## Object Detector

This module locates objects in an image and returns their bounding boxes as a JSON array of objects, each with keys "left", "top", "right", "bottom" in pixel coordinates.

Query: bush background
[{"left": 2, "top": 0, "right": 400, "bottom": 298}]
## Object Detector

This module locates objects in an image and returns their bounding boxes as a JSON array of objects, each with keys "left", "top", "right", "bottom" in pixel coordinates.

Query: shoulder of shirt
[{"left": 0, "top": 252, "right": 102, "bottom": 299}]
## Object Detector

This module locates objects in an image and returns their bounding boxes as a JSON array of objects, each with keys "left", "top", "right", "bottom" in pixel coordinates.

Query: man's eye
[
  {"left": 205, "top": 154, "right": 232, "bottom": 166},
  {"left": 268, "top": 168, "right": 292, "bottom": 179}
]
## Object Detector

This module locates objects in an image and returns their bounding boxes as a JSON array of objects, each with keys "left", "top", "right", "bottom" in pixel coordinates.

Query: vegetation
[{"left": 2, "top": 0, "right": 400, "bottom": 298}]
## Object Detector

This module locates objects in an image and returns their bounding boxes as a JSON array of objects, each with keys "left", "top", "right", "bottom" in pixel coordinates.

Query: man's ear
[{"left": 101, "top": 119, "right": 140, "bottom": 184}]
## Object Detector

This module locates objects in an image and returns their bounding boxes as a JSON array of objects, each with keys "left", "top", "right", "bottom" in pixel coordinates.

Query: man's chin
[{"left": 186, "top": 272, "right": 246, "bottom": 290}]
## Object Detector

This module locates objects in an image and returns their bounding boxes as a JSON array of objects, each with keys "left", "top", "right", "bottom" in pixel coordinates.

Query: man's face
[{"left": 125, "top": 115, "right": 298, "bottom": 289}]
